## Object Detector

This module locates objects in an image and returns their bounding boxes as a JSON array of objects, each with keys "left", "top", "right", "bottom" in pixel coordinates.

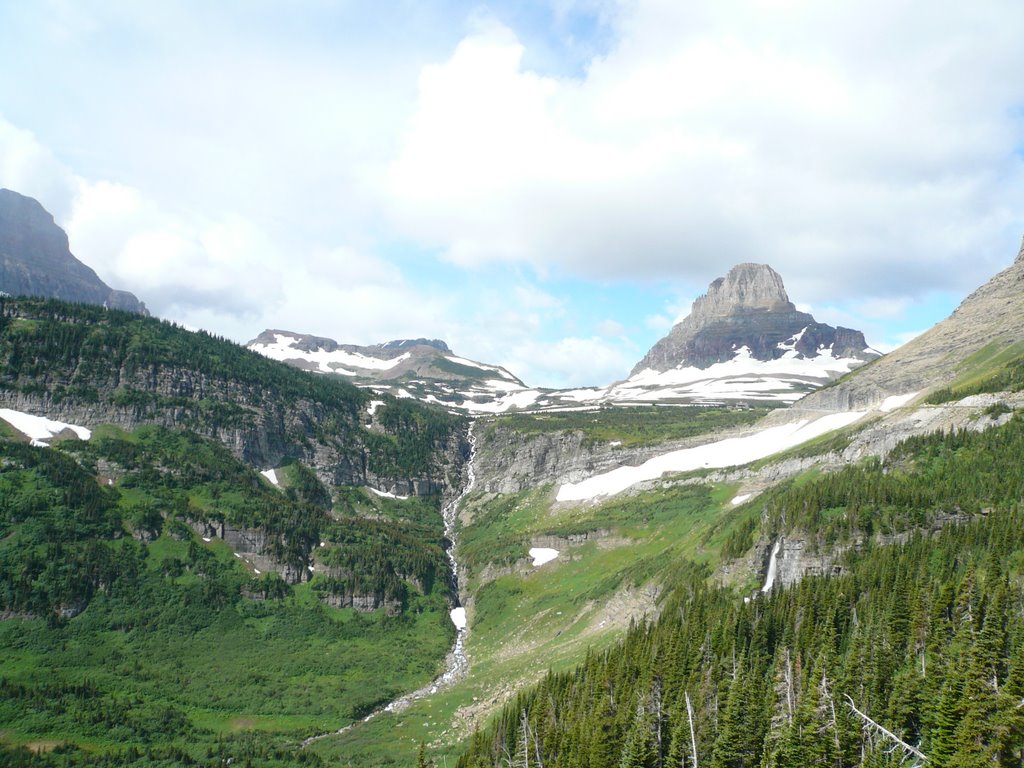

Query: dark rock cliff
[
  {"left": 0, "top": 299, "right": 469, "bottom": 500},
  {"left": 632, "top": 263, "right": 876, "bottom": 374},
  {"left": 0, "top": 188, "right": 148, "bottom": 315}
]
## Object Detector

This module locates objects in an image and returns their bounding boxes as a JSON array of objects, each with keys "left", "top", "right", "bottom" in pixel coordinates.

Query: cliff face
[
  {"left": 0, "top": 189, "right": 148, "bottom": 315},
  {"left": 797, "top": 238, "right": 1024, "bottom": 412},
  {"left": 632, "top": 263, "right": 875, "bottom": 374},
  {"left": 471, "top": 420, "right": 764, "bottom": 495},
  {"left": 0, "top": 299, "right": 469, "bottom": 500}
]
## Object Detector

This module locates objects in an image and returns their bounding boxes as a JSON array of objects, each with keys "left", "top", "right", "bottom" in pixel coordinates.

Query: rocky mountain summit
[
  {"left": 633, "top": 263, "right": 875, "bottom": 373},
  {"left": 593, "top": 263, "right": 881, "bottom": 405},
  {"left": 0, "top": 188, "right": 147, "bottom": 314}
]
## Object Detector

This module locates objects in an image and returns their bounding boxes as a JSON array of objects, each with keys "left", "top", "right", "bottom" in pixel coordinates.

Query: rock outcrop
[
  {"left": 632, "top": 263, "right": 876, "bottom": 374},
  {"left": 0, "top": 299, "right": 469, "bottom": 501},
  {"left": 796, "top": 237, "right": 1024, "bottom": 412},
  {"left": 0, "top": 188, "right": 148, "bottom": 314}
]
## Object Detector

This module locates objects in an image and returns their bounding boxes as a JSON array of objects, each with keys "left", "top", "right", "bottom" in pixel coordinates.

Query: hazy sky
[{"left": 2, "top": 1, "right": 1023, "bottom": 387}]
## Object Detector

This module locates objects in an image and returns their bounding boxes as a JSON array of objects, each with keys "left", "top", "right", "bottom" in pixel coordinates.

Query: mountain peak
[
  {"left": 0, "top": 188, "right": 148, "bottom": 315},
  {"left": 630, "top": 263, "right": 877, "bottom": 381},
  {"left": 687, "top": 263, "right": 794, "bottom": 324}
]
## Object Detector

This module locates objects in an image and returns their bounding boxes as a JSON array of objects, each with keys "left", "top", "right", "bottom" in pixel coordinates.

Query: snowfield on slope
[
  {"left": 529, "top": 548, "right": 559, "bottom": 566},
  {"left": 556, "top": 411, "right": 866, "bottom": 501},
  {"left": 251, "top": 333, "right": 411, "bottom": 373},
  {"left": 0, "top": 408, "right": 92, "bottom": 446}
]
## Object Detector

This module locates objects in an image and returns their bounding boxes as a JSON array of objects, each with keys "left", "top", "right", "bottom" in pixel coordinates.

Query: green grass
[
  {"left": 0, "top": 422, "right": 459, "bottom": 764},
  {"left": 0, "top": 564, "right": 454, "bottom": 756},
  {"left": 484, "top": 405, "right": 772, "bottom": 448},
  {"left": 311, "top": 477, "right": 759, "bottom": 767},
  {"left": 925, "top": 340, "right": 1024, "bottom": 403}
]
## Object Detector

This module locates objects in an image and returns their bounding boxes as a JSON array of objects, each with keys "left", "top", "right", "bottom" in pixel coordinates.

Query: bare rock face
[
  {"left": 0, "top": 188, "right": 147, "bottom": 314},
  {"left": 632, "top": 263, "right": 875, "bottom": 374},
  {"left": 797, "top": 236, "right": 1024, "bottom": 412}
]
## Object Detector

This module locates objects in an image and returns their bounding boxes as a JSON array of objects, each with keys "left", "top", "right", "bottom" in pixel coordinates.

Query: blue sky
[{"left": 2, "top": 1, "right": 1023, "bottom": 387}]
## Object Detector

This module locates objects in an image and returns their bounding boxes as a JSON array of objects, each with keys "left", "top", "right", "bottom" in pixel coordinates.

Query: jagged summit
[
  {"left": 0, "top": 188, "right": 148, "bottom": 315},
  {"left": 632, "top": 263, "right": 876, "bottom": 375},
  {"left": 687, "top": 262, "right": 794, "bottom": 320}
]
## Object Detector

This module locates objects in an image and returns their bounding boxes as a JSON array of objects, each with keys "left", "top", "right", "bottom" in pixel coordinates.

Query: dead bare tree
[
  {"left": 843, "top": 694, "right": 928, "bottom": 765},
  {"left": 685, "top": 690, "right": 699, "bottom": 768}
]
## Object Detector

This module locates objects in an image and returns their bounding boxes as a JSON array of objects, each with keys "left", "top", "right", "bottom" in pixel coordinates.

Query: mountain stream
[{"left": 302, "top": 422, "right": 476, "bottom": 748}]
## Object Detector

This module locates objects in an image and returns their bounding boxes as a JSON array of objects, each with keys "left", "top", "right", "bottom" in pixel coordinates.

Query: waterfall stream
[
  {"left": 761, "top": 539, "right": 781, "bottom": 593},
  {"left": 302, "top": 422, "right": 476, "bottom": 747}
]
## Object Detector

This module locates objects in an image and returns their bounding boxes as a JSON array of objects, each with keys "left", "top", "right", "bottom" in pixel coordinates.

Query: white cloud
[
  {"left": 386, "top": 1, "right": 1024, "bottom": 304},
  {"left": 597, "top": 318, "right": 624, "bottom": 336},
  {"left": 501, "top": 336, "right": 635, "bottom": 388},
  {"left": 645, "top": 313, "right": 672, "bottom": 332},
  {"left": 0, "top": 117, "right": 77, "bottom": 220},
  {"left": 4, "top": 2, "right": 1024, "bottom": 389}
]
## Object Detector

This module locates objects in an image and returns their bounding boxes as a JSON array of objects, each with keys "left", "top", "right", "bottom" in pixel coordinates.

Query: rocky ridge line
[
  {"left": 632, "top": 263, "right": 876, "bottom": 374},
  {"left": 0, "top": 188, "right": 148, "bottom": 315}
]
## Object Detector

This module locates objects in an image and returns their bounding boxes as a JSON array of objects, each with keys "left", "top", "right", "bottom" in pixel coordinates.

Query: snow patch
[
  {"left": 458, "top": 389, "right": 544, "bottom": 414},
  {"left": 261, "top": 468, "right": 279, "bottom": 486},
  {"left": 731, "top": 493, "right": 752, "bottom": 506},
  {"left": 368, "top": 487, "right": 410, "bottom": 501},
  {"left": 529, "top": 547, "right": 559, "bottom": 566},
  {"left": 556, "top": 411, "right": 866, "bottom": 501},
  {"left": 0, "top": 408, "right": 91, "bottom": 443},
  {"left": 367, "top": 400, "right": 385, "bottom": 416},
  {"left": 250, "top": 333, "right": 410, "bottom": 374},
  {"left": 450, "top": 607, "right": 467, "bottom": 629},
  {"left": 880, "top": 392, "right": 919, "bottom": 413}
]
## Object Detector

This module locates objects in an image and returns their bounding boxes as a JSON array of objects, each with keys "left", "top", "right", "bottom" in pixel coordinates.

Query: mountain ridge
[
  {"left": 633, "top": 262, "right": 877, "bottom": 374},
  {"left": 248, "top": 328, "right": 530, "bottom": 411},
  {"left": 0, "top": 188, "right": 148, "bottom": 315},
  {"left": 797, "top": 236, "right": 1024, "bottom": 412}
]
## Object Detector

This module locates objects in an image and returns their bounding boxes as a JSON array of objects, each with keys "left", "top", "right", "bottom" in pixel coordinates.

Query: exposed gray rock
[
  {"left": 318, "top": 593, "right": 402, "bottom": 615},
  {"left": 471, "top": 417, "right": 774, "bottom": 496},
  {"left": 632, "top": 263, "right": 876, "bottom": 374},
  {"left": 0, "top": 188, "right": 148, "bottom": 314},
  {"left": 796, "top": 237, "right": 1024, "bottom": 411}
]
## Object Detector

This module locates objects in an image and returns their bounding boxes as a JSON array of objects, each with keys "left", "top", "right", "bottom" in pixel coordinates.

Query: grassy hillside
[
  {"left": 0, "top": 425, "right": 456, "bottom": 764},
  {"left": 306, "top": 406, "right": 773, "bottom": 766},
  {"left": 457, "top": 412, "right": 1024, "bottom": 768},
  {"left": 487, "top": 405, "right": 771, "bottom": 448}
]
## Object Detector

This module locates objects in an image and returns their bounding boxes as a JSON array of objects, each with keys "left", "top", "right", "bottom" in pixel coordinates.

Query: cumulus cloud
[
  {"left": 0, "top": 117, "right": 77, "bottom": 220},
  {"left": 386, "top": 0, "right": 1024, "bottom": 304},
  {"left": 4, "top": 2, "right": 1024, "bottom": 388},
  {"left": 498, "top": 335, "right": 636, "bottom": 388}
]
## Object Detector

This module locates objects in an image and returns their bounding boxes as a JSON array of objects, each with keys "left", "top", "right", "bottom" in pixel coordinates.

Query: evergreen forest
[{"left": 457, "top": 415, "right": 1024, "bottom": 768}]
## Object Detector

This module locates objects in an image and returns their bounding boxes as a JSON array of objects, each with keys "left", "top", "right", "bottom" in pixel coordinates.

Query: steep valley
[{"left": 4, "top": 242, "right": 1024, "bottom": 767}]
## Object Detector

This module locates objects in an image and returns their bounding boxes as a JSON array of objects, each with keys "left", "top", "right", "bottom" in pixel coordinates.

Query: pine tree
[{"left": 619, "top": 702, "right": 657, "bottom": 768}]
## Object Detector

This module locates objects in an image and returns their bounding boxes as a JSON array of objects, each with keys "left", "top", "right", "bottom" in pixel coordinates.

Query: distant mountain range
[
  {"left": 1, "top": 187, "right": 878, "bottom": 410},
  {"left": 0, "top": 188, "right": 148, "bottom": 314},
  {"left": 254, "top": 263, "right": 880, "bottom": 411},
  {"left": 247, "top": 329, "right": 532, "bottom": 411},
  {"left": 610, "top": 262, "right": 880, "bottom": 404}
]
